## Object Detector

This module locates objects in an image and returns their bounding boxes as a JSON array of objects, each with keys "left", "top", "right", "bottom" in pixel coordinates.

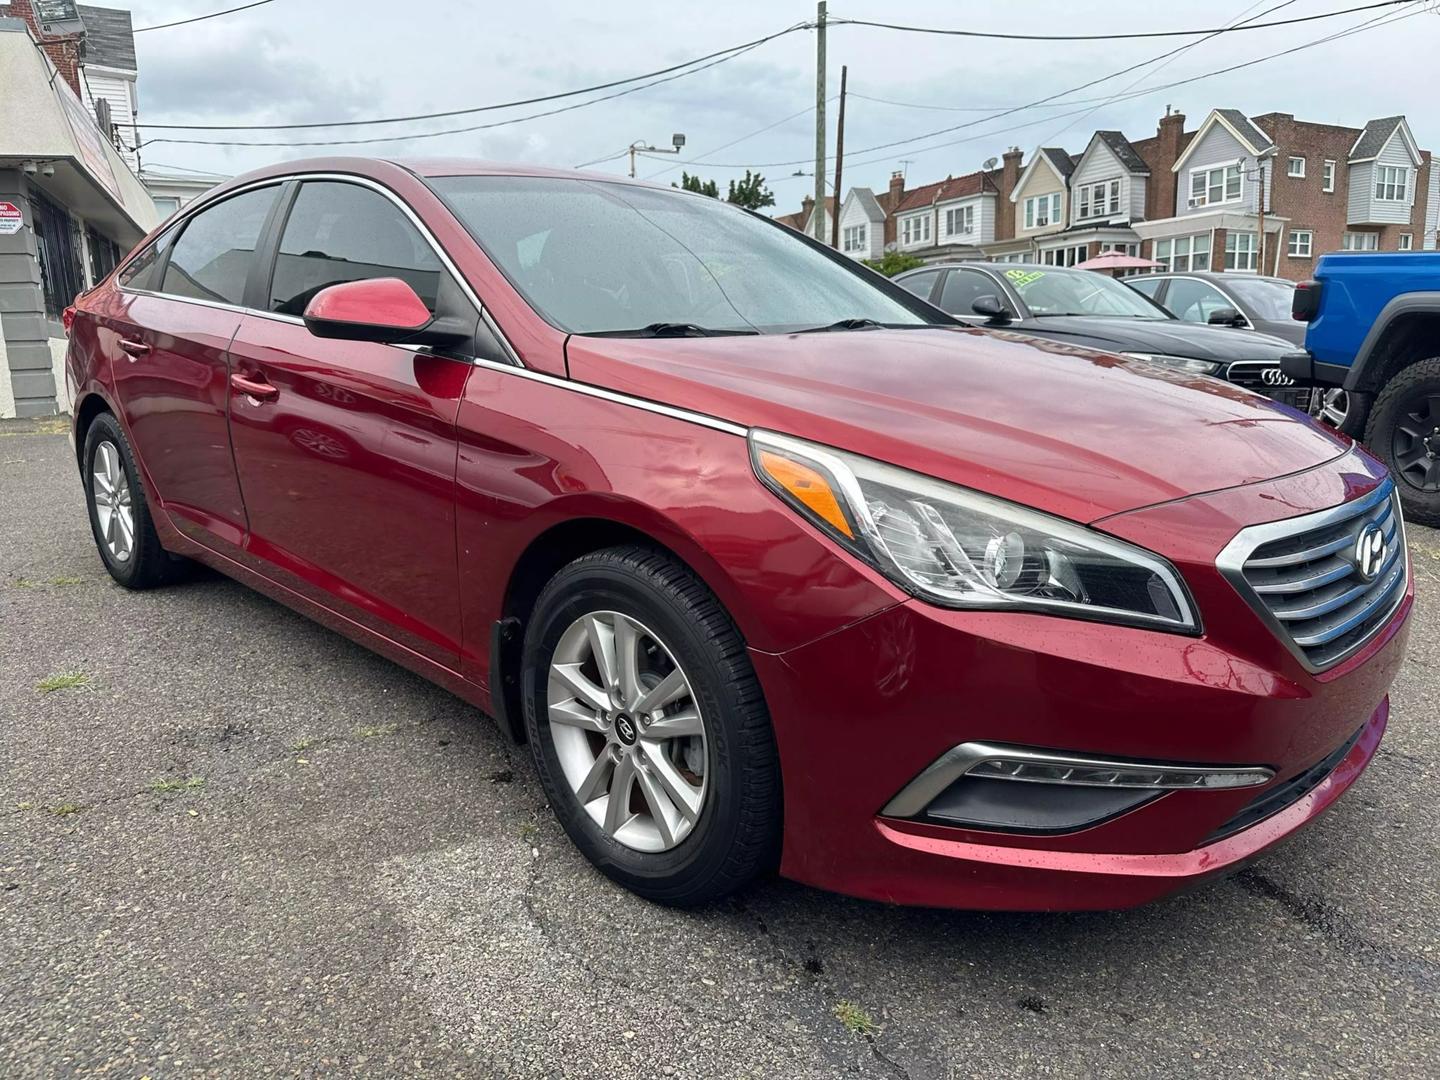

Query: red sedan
[{"left": 65, "top": 159, "right": 1412, "bottom": 910}]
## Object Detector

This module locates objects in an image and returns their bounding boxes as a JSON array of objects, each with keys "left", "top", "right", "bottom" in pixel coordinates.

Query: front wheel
[
  {"left": 1366, "top": 357, "right": 1440, "bottom": 527},
  {"left": 521, "top": 545, "right": 781, "bottom": 906},
  {"left": 1314, "top": 388, "right": 1370, "bottom": 438}
]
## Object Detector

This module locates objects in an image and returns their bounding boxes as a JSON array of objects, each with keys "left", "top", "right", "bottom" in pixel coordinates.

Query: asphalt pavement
[{"left": 2, "top": 418, "right": 1437, "bottom": 1079}]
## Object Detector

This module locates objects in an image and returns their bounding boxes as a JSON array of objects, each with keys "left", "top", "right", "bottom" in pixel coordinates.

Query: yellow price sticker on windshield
[{"left": 1004, "top": 269, "right": 1045, "bottom": 287}]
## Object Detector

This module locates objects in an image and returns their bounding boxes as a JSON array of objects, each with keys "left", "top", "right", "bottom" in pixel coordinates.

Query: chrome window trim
[
  {"left": 882, "top": 742, "right": 1274, "bottom": 819},
  {"left": 117, "top": 171, "right": 521, "bottom": 366},
  {"left": 1216, "top": 477, "right": 1408, "bottom": 674}
]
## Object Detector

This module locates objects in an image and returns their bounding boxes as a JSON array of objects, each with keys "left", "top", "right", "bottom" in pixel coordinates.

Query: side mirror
[
  {"left": 303, "top": 277, "right": 470, "bottom": 348},
  {"left": 971, "top": 294, "right": 1012, "bottom": 324},
  {"left": 1207, "top": 306, "right": 1245, "bottom": 328}
]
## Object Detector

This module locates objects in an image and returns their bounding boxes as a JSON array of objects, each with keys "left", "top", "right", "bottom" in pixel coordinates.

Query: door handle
[
  {"left": 118, "top": 339, "right": 151, "bottom": 358},
  {"left": 230, "top": 372, "right": 279, "bottom": 402}
]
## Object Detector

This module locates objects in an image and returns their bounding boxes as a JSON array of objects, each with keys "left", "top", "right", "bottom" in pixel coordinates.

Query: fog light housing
[{"left": 884, "top": 743, "right": 1274, "bottom": 834}]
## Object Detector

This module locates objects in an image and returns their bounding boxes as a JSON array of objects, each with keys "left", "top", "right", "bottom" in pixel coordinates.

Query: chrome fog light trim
[{"left": 882, "top": 742, "right": 1274, "bottom": 819}]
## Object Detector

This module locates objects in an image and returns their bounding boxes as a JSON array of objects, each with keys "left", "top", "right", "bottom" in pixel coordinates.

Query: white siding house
[
  {"left": 1347, "top": 117, "right": 1423, "bottom": 226},
  {"left": 1174, "top": 109, "right": 1275, "bottom": 217},
  {"left": 837, "top": 187, "right": 885, "bottom": 260}
]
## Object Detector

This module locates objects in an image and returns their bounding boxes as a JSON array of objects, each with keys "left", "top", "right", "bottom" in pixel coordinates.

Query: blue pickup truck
[{"left": 1286, "top": 251, "right": 1440, "bottom": 525}]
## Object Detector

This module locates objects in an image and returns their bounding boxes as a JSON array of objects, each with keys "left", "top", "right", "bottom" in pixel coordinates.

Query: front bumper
[{"left": 754, "top": 449, "right": 1411, "bottom": 911}]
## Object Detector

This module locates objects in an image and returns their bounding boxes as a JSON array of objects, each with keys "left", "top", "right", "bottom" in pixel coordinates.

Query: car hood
[
  {"left": 565, "top": 327, "right": 1348, "bottom": 524},
  {"left": 1010, "top": 316, "right": 1298, "bottom": 360}
]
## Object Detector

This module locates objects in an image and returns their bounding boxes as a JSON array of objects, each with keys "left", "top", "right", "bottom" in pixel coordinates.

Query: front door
[
  {"left": 108, "top": 185, "right": 281, "bottom": 549},
  {"left": 225, "top": 179, "right": 472, "bottom": 667}
]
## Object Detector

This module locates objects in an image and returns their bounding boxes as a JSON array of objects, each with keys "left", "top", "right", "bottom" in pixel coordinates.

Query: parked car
[
  {"left": 898, "top": 262, "right": 1313, "bottom": 410},
  {"left": 1286, "top": 250, "right": 1440, "bottom": 525},
  {"left": 1126, "top": 272, "right": 1302, "bottom": 345},
  {"left": 66, "top": 160, "right": 1410, "bottom": 912}
]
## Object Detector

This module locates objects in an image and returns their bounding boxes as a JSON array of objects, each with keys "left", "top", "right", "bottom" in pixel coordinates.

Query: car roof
[
  {"left": 1136, "top": 271, "right": 1292, "bottom": 286},
  {"left": 899, "top": 262, "right": 1048, "bottom": 274}
]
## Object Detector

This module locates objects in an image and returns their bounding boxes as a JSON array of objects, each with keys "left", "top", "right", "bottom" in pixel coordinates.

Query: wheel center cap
[{"left": 614, "top": 712, "right": 639, "bottom": 746}]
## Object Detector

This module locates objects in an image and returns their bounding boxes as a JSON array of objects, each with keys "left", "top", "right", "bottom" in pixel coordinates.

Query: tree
[
  {"left": 726, "top": 171, "right": 775, "bottom": 211},
  {"left": 674, "top": 172, "right": 719, "bottom": 198},
  {"left": 863, "top": 250, "right": 926, "bottom": 277}
]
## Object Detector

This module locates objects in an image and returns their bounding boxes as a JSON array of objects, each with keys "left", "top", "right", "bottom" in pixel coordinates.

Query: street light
[{"left": 629, "top": 133, "right": 686, "bottom": 178}]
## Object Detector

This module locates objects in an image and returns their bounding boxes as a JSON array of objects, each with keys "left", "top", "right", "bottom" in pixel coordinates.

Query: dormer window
[
  {"left": 1188, "top": 164, "right": 1242, "bottom": 208},
  {"left": 1023, "top": 193, "right": 1062, "bottom": 229},
  {"left": 1374, "top": 165, "right": 1409, "bottom": 202},
  {"left": 1076, "top": 179, "right": 1121, "bottom": 220}
]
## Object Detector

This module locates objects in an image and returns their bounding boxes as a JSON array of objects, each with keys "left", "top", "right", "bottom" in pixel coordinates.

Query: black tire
[
  {"left": 1366, "top": 358, "right": 1440, "bottom": 528},
  {"left": 521, "top": 545, "right": 781, "bottom": 906},
  {"left": 81, "top": 412, "right": 190, "bottom": 589}
]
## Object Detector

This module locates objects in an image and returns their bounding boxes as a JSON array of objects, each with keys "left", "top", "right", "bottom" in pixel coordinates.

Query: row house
[{"left": 782, "top": 106, "right": 1436, "bottom": 283}]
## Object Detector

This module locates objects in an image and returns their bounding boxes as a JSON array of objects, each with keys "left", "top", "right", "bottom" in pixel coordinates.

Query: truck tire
[{"left": 1366, "top": 357, "right": 1440, "bottom": 527}]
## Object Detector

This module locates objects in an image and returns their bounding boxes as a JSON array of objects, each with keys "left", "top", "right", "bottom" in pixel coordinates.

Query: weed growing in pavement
[
  {"left": 355, "top": 723, "right": 399, "bottom": 738},
  {"left": 150, "top": 776, "right": 206, "bottom": 794},
  {"left": 35, "top": 672, "right": 91, "bottom": 693},
  {"left": 46, "top": 804, "right": 87, "bottom": 816},
  {"left": 834, "top": 1000, "right": 881, "bottom": 1038}
]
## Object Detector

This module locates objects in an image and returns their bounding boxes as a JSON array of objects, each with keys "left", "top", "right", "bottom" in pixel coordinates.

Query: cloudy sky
[{"left": 125, "top": 0, "right": 1438, "bottom": 214}]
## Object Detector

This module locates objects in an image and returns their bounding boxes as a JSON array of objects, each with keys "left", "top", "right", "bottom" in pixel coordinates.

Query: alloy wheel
[
  {"left": 1392, "top": 391, "right": 1440, "bottom": 493},
  {"left": 1318, "top": 388, "right": 1350, "bottom": 430},
  {"left": 91, "top": 440, "right": 135, "bottom": 563},
  {"left": 547, "top": 610, "right": 708, "bottom": 852}
]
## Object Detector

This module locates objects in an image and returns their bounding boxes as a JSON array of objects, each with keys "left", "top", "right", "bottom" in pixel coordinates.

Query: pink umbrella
[{"left": 1072, "top": 251, "right": 1163, "bottom": 271}]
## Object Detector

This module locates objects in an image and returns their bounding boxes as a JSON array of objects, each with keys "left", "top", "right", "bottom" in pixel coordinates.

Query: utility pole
[
  {"left": 812, "top": 1, "right": 827, "bottom": 242},
  {"left": 830, "top": 64, "right": 847, "bottom": 250},
  {"left": 1256, "top": 158, "right": 1266, "bottom": 274}
]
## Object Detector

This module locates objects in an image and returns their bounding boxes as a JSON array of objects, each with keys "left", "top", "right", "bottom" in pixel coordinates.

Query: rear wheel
[
  {"left": 1366, "top": 358, "right": 1440, "bottom": 527},
  {"left": 521, "top": 545, "right": 781, "bottom": 906},
  {"left": 82, "top": 412, "right": 189, "bottom": 588}
]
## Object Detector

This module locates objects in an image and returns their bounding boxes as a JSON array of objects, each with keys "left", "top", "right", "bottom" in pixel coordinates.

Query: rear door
[
  {"left": 110, "top": 185, "right": 282, "bottom": 549},
  {"left": 225, "top": 179, "right": 475, "bottom": 668},
  {"left": 937, "top": 267, "right": 1003, "bottom": 323}
]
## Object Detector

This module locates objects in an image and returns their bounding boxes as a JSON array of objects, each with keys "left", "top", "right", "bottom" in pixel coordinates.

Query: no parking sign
[{"left": 0, "top": 202, "right": 22, "bottom": 236}]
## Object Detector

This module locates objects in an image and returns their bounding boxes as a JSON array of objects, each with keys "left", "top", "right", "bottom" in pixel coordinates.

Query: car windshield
[
  {"left": 1003, "top": 266, "right": 1169, "bottom": 319},
  {"left": 430, "top": 175, "right": 932, "bottom": 335},
  {"left": 1223, "top": 276, "right": 1295, "bottom": 321}
]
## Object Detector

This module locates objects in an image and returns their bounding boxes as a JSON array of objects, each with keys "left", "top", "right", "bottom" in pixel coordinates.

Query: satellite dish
[{"left": 983, "top": 157, "right": 998, "bottom": 170}]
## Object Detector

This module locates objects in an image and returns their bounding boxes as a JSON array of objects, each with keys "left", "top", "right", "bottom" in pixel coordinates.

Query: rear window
[{"left": 161, "top": 186, "right": 277, "bottom": 306}]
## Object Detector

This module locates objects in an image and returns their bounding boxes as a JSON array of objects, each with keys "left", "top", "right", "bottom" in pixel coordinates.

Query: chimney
[
  {"left": 997, "top": 147, "right": 1024, "bottom": 241},
  {"left": 1150, "top": 109, "right": 1187, "bottom": 219},
  {"left": 8, "top": 0, "right": 87, "bottom": 97}
]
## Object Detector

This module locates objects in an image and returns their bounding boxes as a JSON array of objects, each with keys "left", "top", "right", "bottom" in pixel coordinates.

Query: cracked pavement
[{"left": 2, "top": 422, "right": 1438, "bottom": 1078}]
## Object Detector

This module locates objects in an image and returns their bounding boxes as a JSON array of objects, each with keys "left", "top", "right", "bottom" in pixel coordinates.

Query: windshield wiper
[
  {"left": 588, "top": 322, "right": 758, "bottom": 338},
  {"left": 796, "top": 317, "right": 887, "bottom": 333}
]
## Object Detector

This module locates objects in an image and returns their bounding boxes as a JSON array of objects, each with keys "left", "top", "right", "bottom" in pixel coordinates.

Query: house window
[
  {"left": 1322, "top": 160, "right": 1336, "bottom": 192},
  {"left": 1040, "top": 244, "right": 1088, "bottom": 267},
  {"left": 1342, "top": 232, "right": 1379, "bottom": 251},
  {"left": 1225, "top": 231, "right": 1259, "bottom": 271},
  {"left": 1374, "top": 165, "right": 1409, "bottom": 202},
  {"left": 1076, "top": 179, "right": 1121, "bottom": 220},
  {"left": 1287, "top": 230, "right": 1313, "bottom": 258},
  {"left": 1153, "top": 233, "right": 1212, "bottom": 272},
  {"left": 152, "top": 196, "right": 181, "bottom": 217},
  {"left": 1287, "top": 157, "right": 1306, "bottom": 178},
  {"left": 1399, "top": 233, "right": 1414, "bottom": 251},
  {"left": 1023, "top": 192, "right": 1062, "bottom": 230},
  {"left": 842, "top": 223, "right": 867, "bottom": 253},
  {"left": 900, "top": 214, "right": 931, "bottom": 247},
  {"left": 943, "top": 205, "right": 974, "bottom": 237},
  {"left": 1188, "top": 163, "right": 1242, "bottom": 208}
]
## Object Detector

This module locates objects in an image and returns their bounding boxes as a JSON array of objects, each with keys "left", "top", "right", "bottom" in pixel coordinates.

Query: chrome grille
[
  {"left": 1225, "top": 360, "right": 1315, "bottom": 411},
  {"left": 1218, "top": 482, "right": 1407, "bottom": 671}
]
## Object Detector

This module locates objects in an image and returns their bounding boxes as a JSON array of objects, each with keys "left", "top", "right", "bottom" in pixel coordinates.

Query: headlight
[
  {"left": 1119, "top": 352, "right": 1223, "bottom": 376},
  {"left": 751, "top": 431, "right": 1198, "bottom": 633}
]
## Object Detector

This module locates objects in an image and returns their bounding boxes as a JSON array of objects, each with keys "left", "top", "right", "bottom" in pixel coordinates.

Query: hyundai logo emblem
[
  {"left": 1261, "top": 367, "right": 1295, "bottom": 387},
  {"left": 1354, "top": 522, "right": 1387, "bottom": 582},
  {"left": 614, "top": 713, "right": 638, "bottom": 745}
]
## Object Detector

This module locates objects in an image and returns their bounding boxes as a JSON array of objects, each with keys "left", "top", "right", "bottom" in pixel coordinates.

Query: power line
[
  {"left": 140, "top": 30, "right": 795, "bottom": 148},
  {"left": 683, "top": 1, "right": 1422, "bottom": 170},
  {"left": 830, "top": 2, "right": 1422, "bottom": 173},
  {"left": 135, "top": 23, "right": 811, "bottom": 130},
  {"left": 847, "top": 93, "right": 1072, "bottom": 113},
  {"left": 574, "top": 148, "right": 631, "bottom": 169},
  {"left": 827, "top": 1, "right": 1409, "bottom": 42},
  {"left": 134, "top": 0, "right": 279, "bottom": 33},
  {"left": 641, "top": 99, "right": 831, "bottom": 181}
]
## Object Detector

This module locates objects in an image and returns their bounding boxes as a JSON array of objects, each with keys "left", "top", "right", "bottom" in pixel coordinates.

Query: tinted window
[
  {"left": 939, "top": 269, "right": 995, "bottom": 316},
  {"left": 1127, "top": 276, "right": 1164, "bottom": 300},
  {"left": 431, "top": 175, "right": 928, "bottom": 334},
  {"left": 1164, "top": 278, "right": 1233, "bottom": 324},
  {"left": 897, "top": 271, "right": 940, "bottom": 300},
  {"left": 118, "top": 224, "right": 180, "bottom": 291},
  {"left": 161, "top": 187, "right": 276, "bottom": 305},
  {"left": 1224, "top": 277, "right": 1294, "bottom": 322},
  {"left": 269, "top": 182, "right": 444, "bottom": 316}
]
